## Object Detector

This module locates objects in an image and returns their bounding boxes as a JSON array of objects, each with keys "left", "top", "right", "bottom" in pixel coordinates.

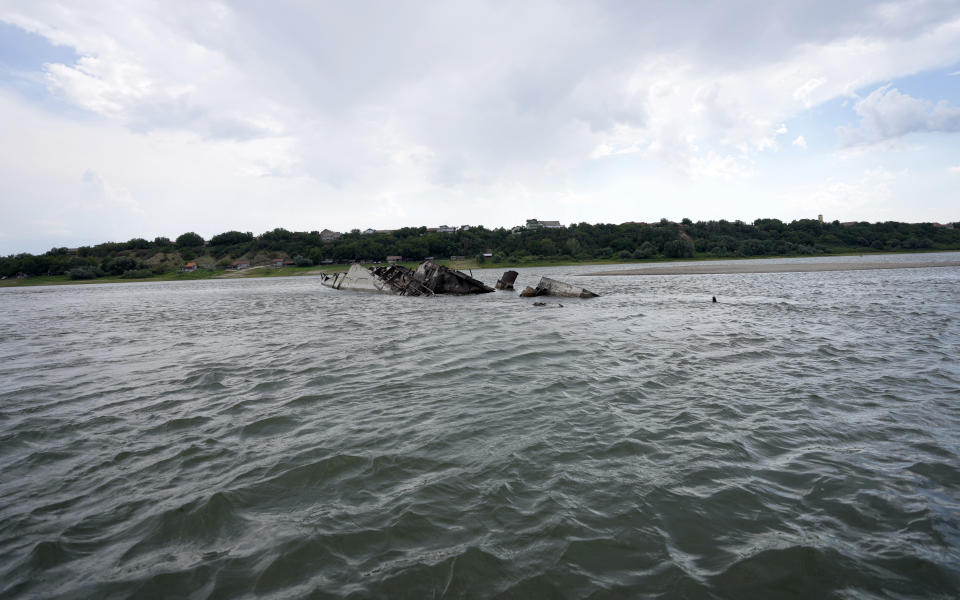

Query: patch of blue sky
[
  {"left": 858, "top": 65, "right": 960, "bottom": 104},
  {"left": 0, "top": 21, "right": 77, "bottom": 70},
  {"left": 776, "top": 66, "right": 960, "bottom": 157},
  {"left": 776, "top": 95, "right": 855, "bottom": 153},
  {"left": 0, "top": 21, "right": 78, "bottom": 102}
]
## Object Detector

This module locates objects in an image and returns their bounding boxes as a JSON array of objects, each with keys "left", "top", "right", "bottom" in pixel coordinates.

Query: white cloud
[
  {"left": 793, "top": 77, "right": 827, "bottom": 107},
  {"left": 689, "top": 152, "right": 756, "bottom": 180},
  {"left": 950, "top": 165, "right": 960, "bottom": 173},
  {"left": 2, "top": 1, "right": 960, "bottom": 252},
  {"left": 841, "top": 85, "right": 960, "bottom": 144},
  {"left": 81, "top": 168, "right": 141, "bottom": 213},
  {"left": 784, "top": 167, "right": 906, "bottom": 218},
  {"left": 792, "top": 135, "right": 808, "bottom": 148}
]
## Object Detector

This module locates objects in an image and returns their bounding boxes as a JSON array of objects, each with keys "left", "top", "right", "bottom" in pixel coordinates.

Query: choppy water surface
[{"left": 1, "top": 253, "right": 959, "bottom": 599}]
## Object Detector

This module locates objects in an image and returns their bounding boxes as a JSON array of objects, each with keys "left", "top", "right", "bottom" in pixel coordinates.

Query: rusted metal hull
[
  {"left": 519, "top": 276, "right": 598, "bottom": 298},
  {"left": 413, "top": 261, "right": 493, "bottom": 294},
  {"left": 320, "top": 264, "right": 413, "bottom": 294},
  {"left": 495, "top": 270, "right": 518, "bottom": 290},
  {"left": 320, "top": 261, "right": 493, "bottom": 295}
]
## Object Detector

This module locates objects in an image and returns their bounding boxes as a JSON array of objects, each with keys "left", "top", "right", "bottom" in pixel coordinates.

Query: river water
[{"left": 1, "top": 253, "right": 958, "bottom": 598}]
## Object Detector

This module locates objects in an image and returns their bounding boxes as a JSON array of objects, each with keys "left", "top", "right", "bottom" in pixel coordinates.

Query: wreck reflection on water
[{"left": 1, "top": 255, "right": 959, "bottom": 598}]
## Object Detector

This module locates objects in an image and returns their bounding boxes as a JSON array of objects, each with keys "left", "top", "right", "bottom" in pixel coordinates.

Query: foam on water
[{"left": 1, "top": 254, "right": 959, "bottom": 598}]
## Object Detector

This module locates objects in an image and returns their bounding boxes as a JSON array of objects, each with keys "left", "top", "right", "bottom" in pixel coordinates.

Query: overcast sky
[{"left": 1, "top": 1, "right": 959, "bottom": 254}]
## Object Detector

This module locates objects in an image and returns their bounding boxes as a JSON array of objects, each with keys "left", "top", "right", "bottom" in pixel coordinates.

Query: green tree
[
  {"left": 210, "top": 230, "right": 254, "bottom": 245},
  {"left": 634, "top": 241, "right": 656, "bottom": 258},
  {"left": 664, "top": 239, "right": 694, "bottom": 258},
  {"left": 67, "top": 266, "right": 102, "bottom": 280},
  {"left": 176, "top": 232, "right": 205, "bottom": 247}
]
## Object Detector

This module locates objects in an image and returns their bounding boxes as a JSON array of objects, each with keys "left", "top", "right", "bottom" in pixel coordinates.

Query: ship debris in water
[
  {"left": 495, "top": 270, "right": 519, "bottom": 290},
  {"left": 320, "top": 261, "right": 494, "bottom": 295},
  {"left": 519, "top": 276, "right": 599, "bottom": 298}
]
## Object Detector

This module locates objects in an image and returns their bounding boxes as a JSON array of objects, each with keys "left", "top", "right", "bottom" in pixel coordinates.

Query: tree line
[{"left": 2, "top": 219, "right": 959, "bottom": 279}]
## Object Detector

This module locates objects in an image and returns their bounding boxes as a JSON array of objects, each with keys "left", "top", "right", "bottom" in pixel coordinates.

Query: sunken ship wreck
[{"left": 320, "top": 260, "right": 494, "bottom": 296}]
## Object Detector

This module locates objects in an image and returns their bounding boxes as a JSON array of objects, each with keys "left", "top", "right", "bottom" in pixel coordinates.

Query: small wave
[
  {"left": 240, "top": 415, "right": 299, "bottom": 437},
  {"left": 145, "top": 415, "right": 210, "bottom": 435}
]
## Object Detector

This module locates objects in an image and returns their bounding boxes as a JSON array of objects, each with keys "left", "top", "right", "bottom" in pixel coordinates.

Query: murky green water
[{"left": 2, "top": 254, "right": 959, "bottom": 598}]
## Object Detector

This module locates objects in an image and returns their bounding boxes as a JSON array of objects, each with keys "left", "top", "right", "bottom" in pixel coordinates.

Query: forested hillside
[{"left": 3, "top": 219, "right": 959, "bottom": 280}]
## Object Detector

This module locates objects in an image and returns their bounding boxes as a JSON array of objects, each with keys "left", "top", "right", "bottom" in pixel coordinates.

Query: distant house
[
  {"left": 182, "top": 261, "right": 198, "bottom": 272},
  {"left": 320, "top": 229, "right": 341, "bottom": 241},
  {"left": 459, "top": 225, "right": 471, "bottom": 231},
  {"left": 526, "top": 219, "right": 564, "bottom": 229},
  {"left": 361, "top": 228, "right": 377, "bottom": 235},
  {"left": 482, "top": 252, "right": 493, "bottom": 258},
  {"left": 449, "top": 255, "right": 465, "bottom": 261},
  {"left": 272, "top": 259, "right": 284, "bottom": 268},
  {"left": 436, "top": 225, "right": 457, "bottom": 233},
  {"left": 232, "top": 260, "right": 251, "bottom": 270},
  {"left": 386, "top": 255, "right": 403, "bottom": 263},
  {"left": 284, "top": 260, "right": 296, "bottom": 266}
]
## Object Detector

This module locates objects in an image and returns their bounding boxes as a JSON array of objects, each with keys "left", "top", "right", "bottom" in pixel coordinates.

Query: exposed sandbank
[{"left": 582, "top": 260, "right": 960, "bottom": 276}]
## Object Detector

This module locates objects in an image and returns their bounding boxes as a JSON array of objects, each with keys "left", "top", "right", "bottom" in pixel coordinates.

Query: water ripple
[{"left": 1, "top": 257, "right": 959, "bottom": 597}]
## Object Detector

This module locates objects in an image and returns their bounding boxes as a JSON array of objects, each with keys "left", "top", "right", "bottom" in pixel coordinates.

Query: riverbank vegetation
[{"left": 3, "top": 219, "right": 959, "bottom": 285}]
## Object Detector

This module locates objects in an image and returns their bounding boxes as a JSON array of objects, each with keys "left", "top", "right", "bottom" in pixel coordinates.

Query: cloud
[
  {"left": 689, "top": 152, "right": 756, "bottom": 180},
  {"left": 2, "top": 1, "right": 960, "bottom": 252},
  {"left": 950, "top": 165, "right": 960, "bottom": 173},
  {"left": 785, "top": 168, "right": 906, "bottom": 218},
  {"left": 81, "top": 168, "right": 140, "bottom": 212},
  {"left": 4, "top": 2, "right": 960, "bottom": 173},
  {"left": 792, "top": 135, "right": 808, "bottom": 148},
  {"left": 840, "top": 85, "right": 960, "bottom": 144}
]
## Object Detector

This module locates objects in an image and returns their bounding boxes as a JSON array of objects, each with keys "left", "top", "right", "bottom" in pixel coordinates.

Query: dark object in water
[
  {"left": 320, "top": 261, "right": 493, "bottom": 295},
  {"left": 519, "top": 276, "right": 599, "bottom": 298},
  {"left": 496, "top": 270, "right": 519, "bottom": 290},
  {"left": 532, "top": 301, "right": 564, "bottom": 308},
  {"left": 412, "top": 261, "right": 494, "bottom": 295},
  {"left": 712, "top": 296, "right": 717, "bottom": 303}
]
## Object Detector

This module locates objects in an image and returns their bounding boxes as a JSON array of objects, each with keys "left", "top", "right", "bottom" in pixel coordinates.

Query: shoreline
[
  {"left": 582, "top": 260, "right": 960, "bottom": 276},
  {"left": 3, "top": 250, "right": 959, "bottom": 287}
]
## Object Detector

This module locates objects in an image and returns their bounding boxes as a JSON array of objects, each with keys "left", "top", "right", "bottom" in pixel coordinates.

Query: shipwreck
[
  {"left": 320, "top": 261, "right": 494, "bottom": 295},
  {"left": 495, "top": 270, "right": 519, "bottom": 290},
  {"left": 519, "top": 276, "right": 599, "bottom": 298}
]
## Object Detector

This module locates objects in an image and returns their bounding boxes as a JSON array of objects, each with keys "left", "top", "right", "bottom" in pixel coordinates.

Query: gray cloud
[{"left": 3, "top": 1, "right": 960, "bottom": 253}]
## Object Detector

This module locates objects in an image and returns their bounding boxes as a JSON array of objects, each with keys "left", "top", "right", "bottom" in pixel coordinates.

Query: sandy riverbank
[{"left": 582, "top": 260, "right": 960, "bottom": 276}]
